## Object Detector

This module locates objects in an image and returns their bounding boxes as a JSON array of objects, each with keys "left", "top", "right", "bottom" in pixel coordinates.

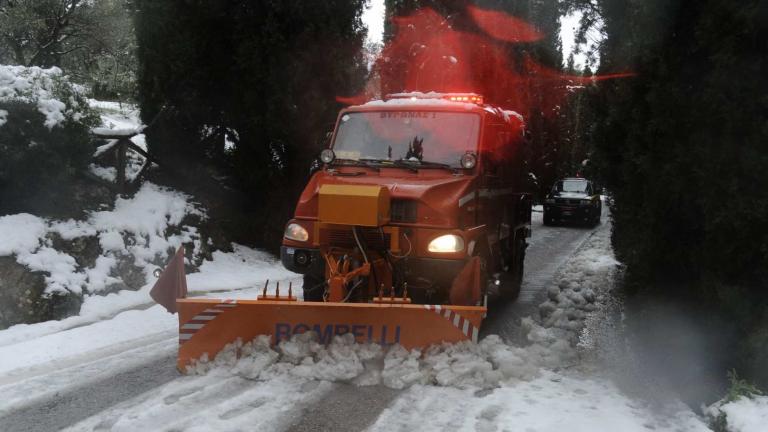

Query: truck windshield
[
  {"left": 332, "top": 111, "right": 480, "bottom": 167},
  {"left": 555, "top": 180, "right": 589, "bottom": 193}
]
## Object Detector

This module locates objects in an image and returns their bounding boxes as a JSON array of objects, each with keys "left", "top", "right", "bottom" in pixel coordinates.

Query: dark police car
[{"left": 543, "top": 177, "right": 602, "bottom": 226}]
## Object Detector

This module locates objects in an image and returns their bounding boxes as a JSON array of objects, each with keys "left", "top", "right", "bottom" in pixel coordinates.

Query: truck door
[{"left": 479, "top": 123, "right": 507, "bottom": 262}]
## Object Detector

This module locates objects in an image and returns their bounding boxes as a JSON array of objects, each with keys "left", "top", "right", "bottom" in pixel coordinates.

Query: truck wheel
[
  {"left": 543, "top": 213, "right": 554, "bottom": 226},
  {"left": 500, "top": 235, "right": 525, "bottom": 301},
  {"left": 302, "top": 273, "right": 325, "bottom": 302}
]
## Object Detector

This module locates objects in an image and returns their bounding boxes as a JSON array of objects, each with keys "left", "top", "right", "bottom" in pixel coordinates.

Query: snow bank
[
  {"left": 0, "top": 245, "right": 297, "bottom": 349},
  {"left": 370, "top": 370, "right": 709, "bottom": 432},
  {"left": 187, "top": 244, "right": 298, "bottom": 293},
  {"left": 0, "top": 65, "right": 85, "bottom": 128},
  {"left": 539, "top": 225, "right": 618, "bottom": 337},
  {"left": 0, "top": 182, "right": 203, "bottom": 295}
]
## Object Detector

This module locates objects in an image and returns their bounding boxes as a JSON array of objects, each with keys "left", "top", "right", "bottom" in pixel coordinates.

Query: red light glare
[
  {"left": 336, "top": 7, "right": 634, "bottom": 120},
  {"left": 467, "top": 5, "right": 544, "bottom": 43}
]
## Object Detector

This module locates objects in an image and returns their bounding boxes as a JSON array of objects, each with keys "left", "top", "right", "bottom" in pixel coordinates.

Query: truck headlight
[
  {"left": 428, "top": 234, "right": 464, "bottom": 253},
  {"left": 320, "top": 149, "right": 335, "bottom": 164},
  {"left": 284, "top": 223, "right": 309, "bottom": 242},
  {"left": 580, "top": 199, "right": 592, "bottom": 205},
  {"left": 545, "top": 198, "right": 555, "bottom": 204}
]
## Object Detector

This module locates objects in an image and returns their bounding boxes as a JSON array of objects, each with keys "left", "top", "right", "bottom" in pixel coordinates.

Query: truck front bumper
[{"left": 544, "top": 204, "right": 593, "bottom": 221}]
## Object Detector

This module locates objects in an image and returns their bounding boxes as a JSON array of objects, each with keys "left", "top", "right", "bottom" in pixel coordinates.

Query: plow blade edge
[{"left": 176, "top": 298, "right": 486, "bottom": 371}]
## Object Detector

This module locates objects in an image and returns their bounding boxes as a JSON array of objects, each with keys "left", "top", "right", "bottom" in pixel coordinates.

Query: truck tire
[
  {"left": 543, "top": 212, "right": 554, "bottom": 226},
  {"left": 302, "top": 273, "right": 325, "bottom": 302},
  {"left": 500, "top": 234, "right": 525, "bottom": 301}
]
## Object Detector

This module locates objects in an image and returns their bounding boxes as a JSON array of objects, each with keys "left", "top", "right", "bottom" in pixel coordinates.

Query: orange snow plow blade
[{"left": 176, "top": 297, "right": 485, "bottom": 372}]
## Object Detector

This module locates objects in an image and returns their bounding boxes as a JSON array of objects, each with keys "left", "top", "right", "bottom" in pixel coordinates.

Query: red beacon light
[
  {"left": 384, "top": 92, "right": 484, "bottom": 105},
  {"left": 444, "top": 93, "right": 484, "bottom": 104}
]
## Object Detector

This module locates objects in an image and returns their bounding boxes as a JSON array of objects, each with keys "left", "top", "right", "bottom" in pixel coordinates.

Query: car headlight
[
  {"left": 428, "top": 234, "right": 464, "bottom": 253},
  {"left": 284, "top": 223, "right": 309, "bottom": 242},
  {"left": 545, "top": 198, "right": 555, "bottom": 204}
]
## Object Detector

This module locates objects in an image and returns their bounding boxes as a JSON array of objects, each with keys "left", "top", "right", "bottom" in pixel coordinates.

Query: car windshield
[
  {"left": 332, "top": 111, "right": 480, "bottom": 167},
  {"left": 555, "top": 180, "right": 589, "bottom": 193}
]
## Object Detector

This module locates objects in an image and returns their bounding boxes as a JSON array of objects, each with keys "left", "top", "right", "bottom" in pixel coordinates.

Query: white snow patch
[
  {"left": 708, "top": 396, "right": 768, "bottom": 432},
  {"left": 89, "top": 163, "right": 117, "bottom": 182},
  {"left": 187, "top": 244, "right": 295, "bottom": 293},
  {"left": 0, "top": 182, "right": 203, "bottom": 295},
  {"left": 0, "top": 213, "right": 47, "bottom": 256},
  {"left": 91, "top": 127, "right": 140, "bottom": 136},
  {"left": 16, "top": 247, "right": 86, "bottom": 294},
  {"left": 49, "top": 219, "right": 97, "bottom": 240},
  {"left": 370, "top": 370, "right": 709, "bottom": 432},
  {"left": 98, "top": 230, "right": 126, "bottom": 253},
  {"left": 0, "top": 108, "right": 7, "bottom": 126},
  {"left": 0, "top": 65, "right": 83, "bottom": 128}
]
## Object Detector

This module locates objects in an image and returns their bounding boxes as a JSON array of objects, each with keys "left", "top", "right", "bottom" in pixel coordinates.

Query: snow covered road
[{"left": 0, "top": 206, "right": 718, "bottom": 432}]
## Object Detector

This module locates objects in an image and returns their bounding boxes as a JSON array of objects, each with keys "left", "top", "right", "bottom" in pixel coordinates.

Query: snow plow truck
[{"left": 152, "top": 92, "right": 532, "bottom": 371}]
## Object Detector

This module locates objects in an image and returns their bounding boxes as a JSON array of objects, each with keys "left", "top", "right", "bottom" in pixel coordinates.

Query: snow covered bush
[
  {"left": 707, "top": 371, "right": 766, "bottom": 432},
  {"left": 0, "top": 65, "right": 99, "bottom": 211},
  {"left": 0, "top": 182, "right": 206, "bottom": 328}
]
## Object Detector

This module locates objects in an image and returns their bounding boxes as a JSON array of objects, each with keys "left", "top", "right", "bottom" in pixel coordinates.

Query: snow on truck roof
[{"left": 352, "top": 92, "right": 524, "bottom": 124}]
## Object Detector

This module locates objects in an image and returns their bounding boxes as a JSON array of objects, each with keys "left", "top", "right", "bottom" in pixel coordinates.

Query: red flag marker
[{"left": 150, "top": 246, "right": 188, "bottom": 313}]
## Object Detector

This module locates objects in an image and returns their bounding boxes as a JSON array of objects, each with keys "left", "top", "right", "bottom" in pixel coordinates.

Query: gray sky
[
  {"left": 361, "top": 1, "right": 599, "bottom": 70},
  {"left": 362, "top": 0, "right": 385, "bottom": 45}
]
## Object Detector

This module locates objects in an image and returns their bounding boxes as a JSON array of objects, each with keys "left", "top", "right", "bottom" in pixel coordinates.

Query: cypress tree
[{"left": 132, "top": 0, "right": 367, "bottom": 245}]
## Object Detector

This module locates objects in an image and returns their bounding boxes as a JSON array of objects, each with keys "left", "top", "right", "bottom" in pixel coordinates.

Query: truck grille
[
  {"left": 325, "top": 228, "right": 391, "bottom": 250},
  {"left": 390, "top": 199, "right": 417, "bottom": 223}
]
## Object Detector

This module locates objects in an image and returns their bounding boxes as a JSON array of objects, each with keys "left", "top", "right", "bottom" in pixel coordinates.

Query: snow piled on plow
[
  {"left": 185, "top": 220, "right": 620, "bottom": 392},
  {"left": 185, "top": 320, "right": 575, "bottom": 390}
]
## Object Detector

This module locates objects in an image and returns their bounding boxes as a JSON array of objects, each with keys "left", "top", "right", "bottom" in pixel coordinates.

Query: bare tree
[{"left": 0, "top": 0, "right": 137, "bottom": 99}]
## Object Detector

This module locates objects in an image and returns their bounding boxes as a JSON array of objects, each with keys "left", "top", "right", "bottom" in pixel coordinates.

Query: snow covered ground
[
  {"left": 2, "top": 100, "right": 765, "bottom": 431},
  {"left": 21, "top": 208, "right": 713, "bottom": 431},
  {"left": 3, "top": 186, "right": 762, "bottom": 431}
]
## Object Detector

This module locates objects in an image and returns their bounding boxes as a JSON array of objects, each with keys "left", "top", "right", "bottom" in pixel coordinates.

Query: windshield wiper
[
  {"left": 358, "top": 158, "right": 418, "bottom": 173},
  {"left": 333, "top": 158, "right": 380, "bottom": 171},
  {"left": 395, "top": 159, "right": 457, "bottom": 172},
  {"left": 415, "top": 160, "right": 455, "bottom": 171}
]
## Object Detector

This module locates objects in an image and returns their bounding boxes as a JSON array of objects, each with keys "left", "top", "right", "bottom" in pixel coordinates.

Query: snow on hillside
[{"left": 0, "top": 183, "right": 202, "bottom": 296}]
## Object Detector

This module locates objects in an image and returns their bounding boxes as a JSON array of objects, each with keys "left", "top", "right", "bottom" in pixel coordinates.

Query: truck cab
[{"left": 281, "top": 92, "right": 531, "bottom": 306}]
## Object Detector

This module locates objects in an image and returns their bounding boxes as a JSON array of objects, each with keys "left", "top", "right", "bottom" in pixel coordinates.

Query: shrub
[{"left": 0, "top": 65, "right": 99, "bottom": 211}]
